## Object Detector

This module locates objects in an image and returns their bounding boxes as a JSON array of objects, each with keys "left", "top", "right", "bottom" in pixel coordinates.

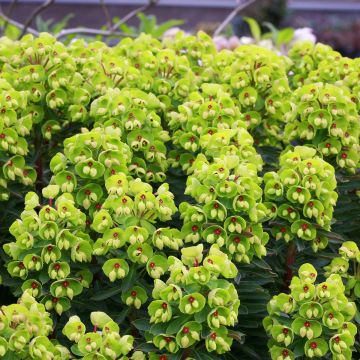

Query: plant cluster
[
  {"left": 165, "top": 44, "right": 292, "bottom": 146},
  {"left": 284, "top": 83, "right": 359, "bottom": 172},
  {"left": 0, "top": 291, "right": 135, "bottom": 359},
  {"left": 264, "top": 264, "right": 357, "bottom": 360},
  {"left": 0, "top": 291, "right": 70, "bottom": 359},
  {"left": 0, "top": 29, "right": 359, "bottom": 360},
  {"left": 146, "top": 244, "right": 240, "bottom": 355},
  {"left": 324, "top": 241, "right": 360, "bottom": 307},
  {"left": 264, "top": 145, "right": 337, "bottom": 251},
  {"left": 4, "top": 127, "right": 177, "bottom": 313}
]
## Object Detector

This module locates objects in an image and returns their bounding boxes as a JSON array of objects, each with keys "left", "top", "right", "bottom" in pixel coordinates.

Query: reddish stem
[{"left": 283, "top": 242, "right": 296, "bottom": 292}]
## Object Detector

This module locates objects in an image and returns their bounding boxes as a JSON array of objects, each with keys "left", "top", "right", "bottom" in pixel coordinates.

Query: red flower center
[{"left": 310, "top": 342, "right": 317, "bottom": 349}]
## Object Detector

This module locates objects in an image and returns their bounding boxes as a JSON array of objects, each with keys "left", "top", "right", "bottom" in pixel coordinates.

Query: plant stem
[
  {"left": 213, "top": 0, "right": 257, "bottom": 37},
  {"left": 19, "top": 0, "right": 55, "bottom": 38},
  {"left": 283, "top": 241, "right": 296, "bottom": 291}
]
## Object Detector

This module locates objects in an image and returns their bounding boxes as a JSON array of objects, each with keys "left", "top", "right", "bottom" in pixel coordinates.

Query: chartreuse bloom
[
  {"left": 264, "top": 263, "right": 357, "bottom": 359},
  {"left": 176, "top": 126, "right": 268, "bottom": 265},
  {"left": 62, "top": 311, "right": 134, "bottom": 358},
  {"left": 2, "top": 126, "right": 179, "bottom": 317},
  {"left": 324, "top": 241, "right": 360, "bottom": 314},
  {"left": 0, "top": 31, "right": 185, "bottom": 201},
  {"left": 264, "top": 146, "right": 337, "bottom": 251},
  {"left": 284, "top": 82, "right": 359, "bottom": 173},
  {"left": 146, "top": 244, "right": 239, "bottom": 355},
  {"left": 0, "top": 292, "right": 70, "bottom": 358}
]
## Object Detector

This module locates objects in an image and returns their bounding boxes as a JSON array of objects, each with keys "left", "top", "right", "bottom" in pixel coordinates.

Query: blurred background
[{"left": 0, "top": 1, "right": 360, "bottom": 56}]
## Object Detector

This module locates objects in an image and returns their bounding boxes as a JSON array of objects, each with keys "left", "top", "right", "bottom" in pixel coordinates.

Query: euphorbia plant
[
  {"left": 0, "top": 290, "right": 135, "bottom": 359},
  {"left": 264, "top": 145, "right": 337, "bottom": 252},
  {"left": 324, "top": 241, "right": 360, "bottom": 309},
  {"left": 284, "top": 83, "right": 359, "bottom": 173},
  {"left": 3, "top": 127, "right": 177, "bottom": 314},
  {"left": 1, "top": 30, "right": 360, "bottom": 360},
  {"left": 264, "top": 264, "right": 357, "bottom": 360},
  {"left": 0, "top": 291, "right": 70, "bottom": 358},
  {"left": 145, "top": 244, "right": 240, "bottom": 356}
]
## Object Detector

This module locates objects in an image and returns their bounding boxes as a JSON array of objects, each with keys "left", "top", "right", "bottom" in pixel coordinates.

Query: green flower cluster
[
  {"left": 0, "top": 33, "right": 99, "bottom": 200},
  {"left": 264, "top": 263, "right": 357, "bottom": 360},
  {"left": 324, "top": 241, "right": 360, "bottom": 306},
  {"left": 1, "top": 31, "right": 196, "bottom": 202},
  {"left": 180, "top": 127, "right": 269, "bottom": 263},
  {"left": 0, "top": 291, "right": 70, "bottom": 359},
  {"left": 264, "top": 145, "right": 337, "bottom": 251},
  {"left": 0, "top": 291, "right": 135, "bottom": 359},
  {"left": 284, "top": 83, "right": 359, "bottom": 172},
  {"left": 89, "top": 87, "right": 169, "bottom": 182},
  {"left": 4, "top": 127, "right": 177, "bottom": 314},
  {"left": 288, "top": 41, "right": 360, "bottom": 96},
  {"left": 166, "top": 45, "right": 292, "bottom": 147},
  {"left": 0, "top": 77, "right": 36, "bottom": 198},
  {"left": 147, "top": 244, "right": 239, "bottom": 355},
  {"left": 62, "top": 311, "right": 134, "bottom": 359}
]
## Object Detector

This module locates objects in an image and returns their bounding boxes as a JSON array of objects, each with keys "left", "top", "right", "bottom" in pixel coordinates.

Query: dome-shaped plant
[{"left": 264, "top": 263, "right": 357, "bottom": 360}]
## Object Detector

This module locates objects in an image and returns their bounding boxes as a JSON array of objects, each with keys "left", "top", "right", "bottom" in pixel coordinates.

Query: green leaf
[
  {"left": 192, "top": 349, "right": 220, "bottom": 360},
  {"left": 90, "top": 286, "right": 122, "bottom": 301},
  {"left": 276, "top": 27, "right": 294, "bottom": 46},
  {"left": 153, "top": 19, "right": 184, "bottom": 37},
  {"left": 132, "top": 318, "right": 151, "bottom": 331},
  {"left": 194, "top": 305, "right": 208, "bottom": 323},
  {"left": 244, "top": 17, "right": 261, "bottom": 42},
  {"left": 70, "top": 344, "right": 83, "bottom": 357},
  {"left": 165, "top": 316, "right": 192, "bottom": 334},
  {"left": 149, "top": 322, "right": 168, "bottom": 335}
]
